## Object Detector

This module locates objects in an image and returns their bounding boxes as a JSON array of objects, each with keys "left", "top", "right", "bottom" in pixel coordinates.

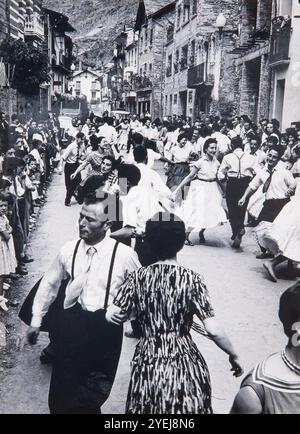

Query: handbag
[{"left": 18, "top": 240, "right": 81, "bottom": 332}]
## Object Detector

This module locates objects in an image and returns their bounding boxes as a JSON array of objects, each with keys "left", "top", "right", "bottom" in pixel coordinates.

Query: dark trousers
[
  {"left": 64, "top": 162, "right": 81, "bottom": 204},
  {"left": 11, "top": 203, "right": 25, "bottom": 262},
  {"left": 49, "top": 303, "right": 123, "bottom": 414},
  {"left": 226, "top": 177, "right": 251, "bottom": 238},
  {"left": 257, "top": 198, "right": 290, "bottom": 223}
]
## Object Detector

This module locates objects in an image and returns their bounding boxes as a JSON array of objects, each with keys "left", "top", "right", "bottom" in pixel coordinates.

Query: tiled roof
[{"left": 143, "top": 0, "right": 173, "bottom": 16}]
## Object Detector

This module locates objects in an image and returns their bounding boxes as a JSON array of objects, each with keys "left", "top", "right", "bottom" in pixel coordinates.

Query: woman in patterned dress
[
  {"left": 70, "top": 137, "right": 114, "bottom": 181},
  {"left": 106, "top": 212, "right": 243, "bottom": 414}
]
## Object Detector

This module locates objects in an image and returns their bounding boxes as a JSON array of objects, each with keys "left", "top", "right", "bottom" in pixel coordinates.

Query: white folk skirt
[{"left": 181, "top": 179, "right": 227, "bottom": 230}]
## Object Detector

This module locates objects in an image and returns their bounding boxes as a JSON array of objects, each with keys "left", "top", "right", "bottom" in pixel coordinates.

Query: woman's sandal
[{"left": 184, "top": 234, "right": 194, "bottom": 246}]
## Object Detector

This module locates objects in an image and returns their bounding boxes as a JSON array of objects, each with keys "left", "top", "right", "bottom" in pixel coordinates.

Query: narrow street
[{"left": 0, "top": 168, "right": 290, "bottom": 414}]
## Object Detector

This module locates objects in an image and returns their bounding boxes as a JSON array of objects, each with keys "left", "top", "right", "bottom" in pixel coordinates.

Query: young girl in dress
[{"left": 0, "top": 193, "right": 17, "bottom": 311}]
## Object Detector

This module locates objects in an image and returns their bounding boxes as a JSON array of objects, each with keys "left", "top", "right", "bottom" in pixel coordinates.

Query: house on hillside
[{"left": 69, "top": 68, "right": 102, "bottom": 112}]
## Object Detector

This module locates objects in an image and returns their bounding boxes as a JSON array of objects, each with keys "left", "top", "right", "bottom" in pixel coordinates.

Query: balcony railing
[
  {"left": 180, "top": 58, "right": 188, "bottom": 71},
  {"left": 24, "top": 14, "right": 44, "bottom": 38},
  {"left": 270, "top": 18, "right": 291, "bottom": 66},
  {"left": 90, "top": 99, "right": 100, "bottom": 105},
  {"left": 166, "top": 25, "right": 174, "bottom": 45},
  {"left": 132, "top": 75, "right": 152, "bottom": 90},
  {"left": 187, "top": 63, "right": 214, "bottom": 89}
]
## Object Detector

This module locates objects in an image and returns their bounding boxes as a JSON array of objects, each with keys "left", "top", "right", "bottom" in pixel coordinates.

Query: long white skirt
[
  {"left": 264, "top": 190, "right": 300, "bottom": 262},
  {"left": 181, "top": 179, "right": 227, "bottom": 230}
]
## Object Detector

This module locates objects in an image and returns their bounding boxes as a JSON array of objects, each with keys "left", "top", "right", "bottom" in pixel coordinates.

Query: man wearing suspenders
[
  {"left": 27, "top": 194, "right": 141, "bottom": 414},
  {"left": 218, "top": 136, "right": 256, "bottom": 249}
]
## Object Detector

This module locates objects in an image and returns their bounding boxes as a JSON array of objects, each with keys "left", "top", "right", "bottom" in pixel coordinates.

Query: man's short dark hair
[
  {"left": 133, "top": 146, "right": 147, "bottom": 163},
  {"left": 247, "top": 132, "right": 261, "bottom": 145},
  {"left": 269, "top": 145, "right": 284, "bottom": 159},
  {"left": 76, "top": 132, "right": 85, "bottom": 140},
  {"left": 231, "top": 136, "right": 243, "bottom": 150},
  {"left": 132, "top": 133, "right": 144, "bottom": 145},
  {"left": 118, "top": 164, "right": 141, "bottom": 186},
  {"left": 267, "top": 136, "right": 279, "bottom": 146}
]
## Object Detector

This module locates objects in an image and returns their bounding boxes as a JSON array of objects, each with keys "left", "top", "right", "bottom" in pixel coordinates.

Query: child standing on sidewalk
[{"left": 0, "top": 194, "right": 17, "bottom": 311}]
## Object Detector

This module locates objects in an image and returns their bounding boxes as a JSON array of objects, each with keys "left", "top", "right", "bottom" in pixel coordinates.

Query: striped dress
[{"left": 113, "top": 263, "right": 215, "bottom": 414}]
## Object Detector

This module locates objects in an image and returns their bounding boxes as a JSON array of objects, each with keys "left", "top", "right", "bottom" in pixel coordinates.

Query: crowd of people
[
  {"left": 0, "top": 111, "right": 62, "bottom": 312},
  {"left": 1, "top": 107, "right": 300, "bottom": 414},
  {"left": 57, "top": 110, "right": 300, "bottom": 284}
]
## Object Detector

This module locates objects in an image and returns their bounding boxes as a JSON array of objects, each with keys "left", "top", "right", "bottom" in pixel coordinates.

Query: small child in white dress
[{"left": 0, "top": 195, "right": 17, "bottom": 311}]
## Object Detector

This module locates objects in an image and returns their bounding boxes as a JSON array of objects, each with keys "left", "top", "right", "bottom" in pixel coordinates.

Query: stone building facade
[
  {"left": 123, "top": 32, "right": 138, "bottom": 113},
  {"left": 231, "top": 0, "right": 273, "bottom": 123},
  {"left": 164, "top": 0, "right": 240, "bottom": 121},
  {"left": 134, "top": 0, "right": 176, "bottom": 119},
  {"left": 269, "top": 0, "right": 300, "bottom": 129},
  {"left": 230, "top": 0, "right": 300, "bottom": 129}
]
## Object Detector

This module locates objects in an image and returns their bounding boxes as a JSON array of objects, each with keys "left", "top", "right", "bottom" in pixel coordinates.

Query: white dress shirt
[
  {"left": 218, "top": 149, "right": 256, "bottom": 181},
  {"left": 31, "top": 235, "right": 141, "bottom": 327},
  {"left": 249, "top": 164, "right": 296, "bottom": 200},
  {"left": 171, "top": 144, "right": 193, "bottom": 163},
  {"left": 121, "top": 185, "right": 162, "bottom": 234},
  {"left": 62, "top": 142, "right": 85, "bottom": 164},
  {"left": 97, "top": 124, "right": 118, "bottom": 143},
  {"left": 136, "top": 163, "right": 171, "bottom": 206}
]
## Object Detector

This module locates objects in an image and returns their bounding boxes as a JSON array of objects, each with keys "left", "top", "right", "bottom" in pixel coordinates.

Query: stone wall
[
  {"left": 137, "top": 6, "right": 175, "bottom": 119},
  {"left": 164, "top": 0, "right": 240, "bottom": 119},
  {"left": 0, "top": 0, "right": 8, "bottom": 44},
  {"left": 234, "top": 0, "right": 273, "bottom": 122}
]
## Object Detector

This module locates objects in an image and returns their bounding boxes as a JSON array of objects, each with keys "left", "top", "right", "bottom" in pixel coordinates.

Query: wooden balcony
[{"left": 269, "top": 22, "right": 291, "bottom": 68}]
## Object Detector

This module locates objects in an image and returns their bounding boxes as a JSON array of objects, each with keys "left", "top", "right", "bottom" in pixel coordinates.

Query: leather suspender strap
[
  {"left": 234, "top": 153, "right": 244, "bottom": 179},
  {"left": 71, "top": 239, "right": 82, "bottom": 281},
  {"left": 104, "top": 241, "right": 119, "bottom": 311}
]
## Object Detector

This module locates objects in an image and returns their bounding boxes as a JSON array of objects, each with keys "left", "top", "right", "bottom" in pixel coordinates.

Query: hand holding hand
[
  {"left": 238, "top": 198, "right": 245, "bottom": 208},
  {"left": 172, "top": 190, "right": 179, "bottom": 201},
  {"left": 27, "top": 327, "right": 40, "bottom": 345},
  {"left": 229, "top": 355, "right": 244, "bottom": 377}
]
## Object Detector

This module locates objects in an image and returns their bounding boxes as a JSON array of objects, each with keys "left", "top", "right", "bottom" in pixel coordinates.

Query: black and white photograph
[{"left": 0, "top": 0, "right": 300, "bottom": 416}]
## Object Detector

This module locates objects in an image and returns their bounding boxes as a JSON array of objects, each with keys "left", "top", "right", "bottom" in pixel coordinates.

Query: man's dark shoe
[
  {"left": 263, "top": 262, "right": 277, "bottom": 283},
  {"left": 20, "top": 255, "right": 34, "bottom": 264},
  {"left": 16, "top": 266, "right": 28, "bottom": 276},
  {"left": 232, "top": 236, "right": 241, "bottom": 249},
  {"left": 256, "top": 252, "right": 274, "bottom": 259},
  {"left": 40, "top": 344, "right": 55, "bottom": 365}
]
